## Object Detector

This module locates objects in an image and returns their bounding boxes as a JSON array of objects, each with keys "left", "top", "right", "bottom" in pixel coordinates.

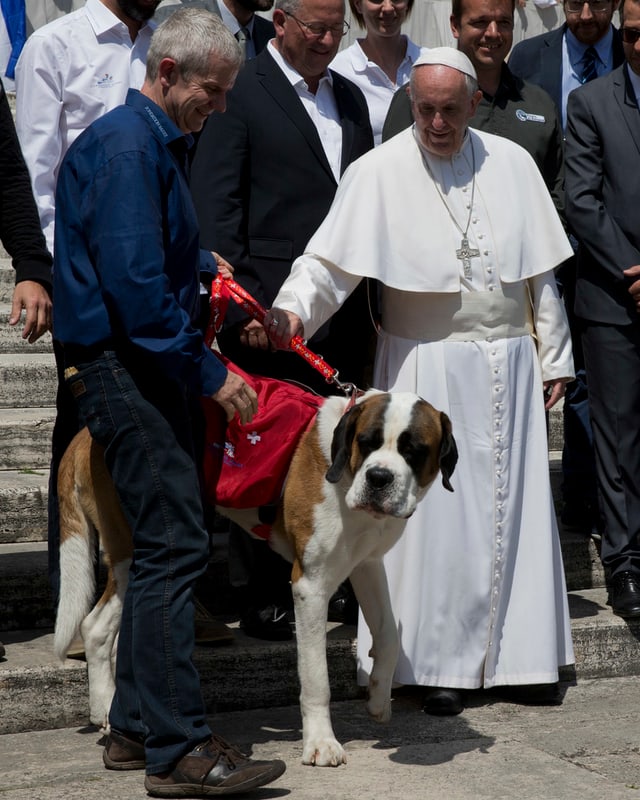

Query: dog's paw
[{"left": 302, "top": 737, "right": 347, "bottom": 767}]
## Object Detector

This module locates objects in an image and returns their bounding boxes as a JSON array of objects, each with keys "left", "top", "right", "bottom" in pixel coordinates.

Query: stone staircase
[{"left": 1, "top": 253, "right": 638, "bottom": 737}]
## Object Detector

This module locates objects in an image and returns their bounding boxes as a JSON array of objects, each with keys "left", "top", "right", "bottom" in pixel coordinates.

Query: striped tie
[{"left": 581, "top": 46, "right": 598, "bottom": 83}]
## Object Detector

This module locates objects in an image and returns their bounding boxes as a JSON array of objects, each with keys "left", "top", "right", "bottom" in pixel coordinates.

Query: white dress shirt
[
  {"left": 15, "top": 0, "right": 154, "bottom": 252},
  {"left": 267, "top": 41, "right": 343, "bottom": 181},
  {"left": 330, "top": 37, "right": 421, "bottom": 145}
]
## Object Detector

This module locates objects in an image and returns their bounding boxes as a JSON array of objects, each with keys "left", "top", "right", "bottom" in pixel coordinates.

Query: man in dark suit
[
  {"left": 509, "top": 0, "right": 624, "bottom": 537},
  {"left": 191, "top": 0, "right": 374, "bottom": 639},
  {"left": 156, "top": 0, "right": 274, "bottom": 56},
  {"left": 564, "top": 0, "right": 640, "bottom": 618}
]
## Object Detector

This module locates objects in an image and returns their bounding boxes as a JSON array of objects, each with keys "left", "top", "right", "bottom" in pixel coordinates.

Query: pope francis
[{"left": 266, "top": 47, "right": 575, "bottom": 716}]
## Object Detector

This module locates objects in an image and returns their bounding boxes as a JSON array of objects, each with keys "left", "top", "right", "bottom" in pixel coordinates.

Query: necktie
[
  {"left": 235, "top": 27, "right": 249, "bottom": 60},
  {"left": 581, "top": 46, "right": 599, "bottom": 84}
]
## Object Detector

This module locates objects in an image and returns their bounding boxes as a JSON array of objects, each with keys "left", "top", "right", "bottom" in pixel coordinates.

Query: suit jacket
[
  {"left": 155, "top": 0, "right": 274, "bottom": 52},
  {"left": 508, "top": 23, "right": 625, "bottom": 114},
  {"left": 190, "top": 47, "right": 374, "bottom": 390},
  {"left": 565, "top": 64, "right": 640, "bottom": 326}
]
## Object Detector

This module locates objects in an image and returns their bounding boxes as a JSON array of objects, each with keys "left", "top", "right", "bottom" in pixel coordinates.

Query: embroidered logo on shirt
[
  {"left": 95, "top": 73, "right": 117, "bottom": 89},
  {"left": 516, "top": 109, "right": 546, "bottom": 124}
]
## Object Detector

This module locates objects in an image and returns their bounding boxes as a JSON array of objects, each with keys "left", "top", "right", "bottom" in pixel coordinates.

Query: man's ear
[{"left": 158, "top": 57, "right": 179, "bottom": 88}]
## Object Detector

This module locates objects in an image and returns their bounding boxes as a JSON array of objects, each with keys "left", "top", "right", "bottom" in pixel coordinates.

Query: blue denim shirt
[{"left": 53, "top": 89, "right": 226, "bottom": 397}]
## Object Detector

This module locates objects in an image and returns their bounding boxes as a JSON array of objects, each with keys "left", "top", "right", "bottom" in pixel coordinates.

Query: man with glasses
[
  {"left": 564, "top": 0, "right": 640, "bottom": 619},
  {"left": 190, "top": 0, "right": 373, "bottom": 641},
  {"left": 509, "top": 0, "right": 624, "bottom": 541}
]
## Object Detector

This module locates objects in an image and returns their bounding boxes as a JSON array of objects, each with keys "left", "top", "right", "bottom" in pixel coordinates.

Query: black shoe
[
  {"left": 610, "top": 571, "right": 640, "bottom": 619},
  {"left": 241, "top": 604, "right": 293, "bottom": 641},
  {"left": 490, "top": 682, "right": 562, "bottom": 706},
  {"left": 0, "top": 641, "right": 5, "bottom": 659},
  {"left": 144, "top": 734, "right": 286, "bottom": 797},
  {"left": 327, "top": 581, "right": 359, "bottom": 624},
  {"left": 422, "top": 687, "right": 464, "bottom": 716}
]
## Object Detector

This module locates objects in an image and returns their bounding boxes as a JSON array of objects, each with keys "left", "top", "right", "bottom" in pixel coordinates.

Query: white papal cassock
[{"left": 273, "top": 125, "right": 576, "bottom": 689}]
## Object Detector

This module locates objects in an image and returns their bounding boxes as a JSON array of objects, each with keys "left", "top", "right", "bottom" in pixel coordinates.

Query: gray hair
[
  {"left": 146, "top": 8, "right": 242, "bottom": 82},
  {"left": 274, "top": 0, "right": 304, "bottom": 13}
]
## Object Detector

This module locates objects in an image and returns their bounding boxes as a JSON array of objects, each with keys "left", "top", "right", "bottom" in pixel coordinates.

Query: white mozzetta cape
[{"left": 301, "top": 126, "right": 572, "bottom": 292}]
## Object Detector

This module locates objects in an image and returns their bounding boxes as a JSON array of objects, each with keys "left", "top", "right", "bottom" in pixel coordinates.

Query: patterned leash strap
[{"left": 207, "top": 274, "right": 360, "bottom": 400}]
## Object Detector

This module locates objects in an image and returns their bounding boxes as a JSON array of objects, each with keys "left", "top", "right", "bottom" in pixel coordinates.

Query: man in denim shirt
[{"left": 53, "top": 9, "right": 285, "bottom": 796}]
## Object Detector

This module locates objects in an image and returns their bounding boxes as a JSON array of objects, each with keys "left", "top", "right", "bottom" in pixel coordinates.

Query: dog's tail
[{"left": 53, "top": 429, "right": 99, "bottom": 662}]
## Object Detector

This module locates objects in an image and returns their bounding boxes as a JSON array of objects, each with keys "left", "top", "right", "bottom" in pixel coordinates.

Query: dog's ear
[
  {"left": 326, "top": 404, "right": 362, "bottom": 484},
  {"left": 438, "top": 412, "right": 458, "bottom": 492}
]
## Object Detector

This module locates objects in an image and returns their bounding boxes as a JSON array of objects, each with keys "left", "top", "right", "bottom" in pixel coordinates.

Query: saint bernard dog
[{"left": 54, "top": 389, "right": 457, "bottom": 767}]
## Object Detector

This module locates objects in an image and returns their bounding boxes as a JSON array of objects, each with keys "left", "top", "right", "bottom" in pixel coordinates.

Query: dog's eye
[
  {"left": 398, "top": 432, "right": 429, "bottom": 470},
  {"left": 357, "top": 429, "right": 383, "bottom": 459}
]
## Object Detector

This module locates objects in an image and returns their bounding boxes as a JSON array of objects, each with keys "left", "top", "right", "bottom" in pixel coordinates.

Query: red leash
[{"left": 207, "top": 274, "right": 361, "bottom": 403}]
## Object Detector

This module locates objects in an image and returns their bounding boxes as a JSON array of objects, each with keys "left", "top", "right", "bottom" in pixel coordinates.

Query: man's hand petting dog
[{"left": 212, "top": 371, "right": 258, "bottom": 424}]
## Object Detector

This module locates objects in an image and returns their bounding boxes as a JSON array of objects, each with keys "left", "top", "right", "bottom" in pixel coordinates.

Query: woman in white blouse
[{"left": 331, "top": 0, "right": 421, "bottom": 146}]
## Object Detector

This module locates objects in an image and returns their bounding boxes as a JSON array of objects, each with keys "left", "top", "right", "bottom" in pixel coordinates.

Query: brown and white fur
[{"left": 54, "top": 389, "right": 457, "bottom": 766}]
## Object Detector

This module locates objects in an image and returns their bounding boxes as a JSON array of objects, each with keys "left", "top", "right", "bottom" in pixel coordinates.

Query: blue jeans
[{"left": 64, "top": 350, "right": 212, "bottom": 774}]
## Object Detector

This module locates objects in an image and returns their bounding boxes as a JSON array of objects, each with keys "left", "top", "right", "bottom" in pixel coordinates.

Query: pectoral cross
[{"left": 456, "top": 236, "right": 480, "bottom": 279}]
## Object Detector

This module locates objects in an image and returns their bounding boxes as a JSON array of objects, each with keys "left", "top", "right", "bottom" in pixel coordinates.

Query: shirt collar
[
  {"left": 267, "top": 40, "right": 333, "bottom": 91},
  {"left": 85, "top": 0, "right": 156, "bottom": 38},
  {"left": 218, "top": 0, "right": 255, "bottom": 37},
  {"left": 126, "top": 88, "right": 190, "bottom": 149},
  {"left": 565, "top": 24, "right": 615, "bottom": 70},
  {"left": 349, "top": 37, "right": 413, "bottom": 75}
]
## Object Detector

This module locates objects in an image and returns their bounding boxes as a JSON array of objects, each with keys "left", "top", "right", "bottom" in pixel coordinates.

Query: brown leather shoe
[
  {"left": 144, "top": 735, "right": 286, "bottom": 797},
  {"left": 103, "top": 729, "right": 146, "bottom": 770},
  {"left": 194, "top": 598, "right": 235, "bottom": 645}
]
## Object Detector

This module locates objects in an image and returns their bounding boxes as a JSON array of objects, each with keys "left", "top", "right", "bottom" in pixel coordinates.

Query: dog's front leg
[
  {"left": 349, "top": 559, "right": 398, "bottom": 723},
  {"left": 292, "top": 574, "right": 347, "bottom": 767}
]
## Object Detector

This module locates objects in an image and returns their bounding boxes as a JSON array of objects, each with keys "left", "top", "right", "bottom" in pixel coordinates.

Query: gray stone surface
[{"left": 1, "top": 676, "right": 640, "bottom": 799}]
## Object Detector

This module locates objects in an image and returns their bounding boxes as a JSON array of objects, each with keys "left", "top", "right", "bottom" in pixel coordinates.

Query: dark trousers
[
  {"left": 64, "top": 350, "right": 211, "bottom": 774},
  {"left": 582, "top": 321, "right": 640, "bottom": 576}
]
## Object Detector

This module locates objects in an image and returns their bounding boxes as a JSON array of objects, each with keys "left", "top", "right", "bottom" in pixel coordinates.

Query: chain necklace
[{"left": 420, "top": 138, "right": 479, "bottom": 279}]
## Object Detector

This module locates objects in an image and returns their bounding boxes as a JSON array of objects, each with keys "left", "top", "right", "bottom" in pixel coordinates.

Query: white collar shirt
[
  {"left": 330, "top": 37, "right": 420, "bottom": 145},
  {"left": 15, "top": 0, "right": 155, "bottom": 252},
  {"left": 267, "top": 40, "right": 342, "bottom": 181}
]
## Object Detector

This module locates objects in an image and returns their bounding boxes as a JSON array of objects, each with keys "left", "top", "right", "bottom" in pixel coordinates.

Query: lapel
[
  {"left": 331, "top": 70, "right": 358, "bottom": 176},
  {"left": 256, "top": 49, "right": 337, "bottom": 184},
  {"left": 613, "top": 65, "right": 640, "bottom": 159},
  {"left": 541, "top": 25, "right": 566, "bottom": 112},
  {"left": 252, "top": 16, "right": 275, "bottom": 54}
]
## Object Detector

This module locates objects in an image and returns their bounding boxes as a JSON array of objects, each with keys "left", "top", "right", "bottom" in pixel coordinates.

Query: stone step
[
  {"left": 0, "top": 303, "right": 53, "bottom": 353},
  {"left": 0, "top": 352, "right": 57, "bottom": 407},
  {"left": 0, "top": 261, "right": 17, "bottom": 303},
  {"left": 0, "top": 586, "right": 634, "bottom": 736},
  {"left": 0, "top": 408, "right": 55, "bottom": 470},
  {"left": 0, "top": 512, "right": 606, "bottom": 633},
  {"left": 0, "top": 468, "right": 49, "bottom": 544}
]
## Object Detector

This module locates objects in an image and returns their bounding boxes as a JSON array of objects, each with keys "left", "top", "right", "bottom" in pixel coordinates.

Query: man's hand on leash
[
  {"left": 265, "top": 308, "right": 304, "bottom": 350},
  {"left": 212, "top": 251, "right": 234, "bottom": 281},
  {"left": 238, "top": 318, "right": 273, "bottom": 350},
  {"left": 212, "top": 371, "right": 258, "bottom": 424},
  {"left": 9, "top": 280, "right": 52, "bottom": 343}
]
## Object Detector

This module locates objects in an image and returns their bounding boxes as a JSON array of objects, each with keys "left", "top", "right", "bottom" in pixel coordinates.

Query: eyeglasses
[
  {"left": 283, "top": 10, "right": 350, "bottom": 38},
  {"left": 622, "top": 27, "right": 640, "bottom": 44},
  {"left": 564, "top": 0, "right": 612, "bottom": 13}
]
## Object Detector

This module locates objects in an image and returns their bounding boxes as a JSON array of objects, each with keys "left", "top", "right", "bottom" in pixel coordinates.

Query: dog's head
[{"left": 325, "top": 392, "right": 457, "bottom": 519}]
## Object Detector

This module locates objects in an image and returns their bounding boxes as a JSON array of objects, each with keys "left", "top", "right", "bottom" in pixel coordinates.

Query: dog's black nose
[{"left": 366, "top": 466, "right": 394, "bottom": 490}]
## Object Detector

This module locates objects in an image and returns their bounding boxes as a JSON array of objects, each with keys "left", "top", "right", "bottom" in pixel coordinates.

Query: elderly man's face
[
  {"left": 450, "top": 0, "right": 514, "bottom": 72},
  {"left": 273, "top": 0, "right": 346, "bottom": 83},
  {"left": 563, "top": 0, "right": 618, "bottom": 45},
  {"left": 164, "top": 55, "right": 239, "bottom": 134},
  {"left": 411, "top": 64, "right": 481, "bottom": 157}
]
